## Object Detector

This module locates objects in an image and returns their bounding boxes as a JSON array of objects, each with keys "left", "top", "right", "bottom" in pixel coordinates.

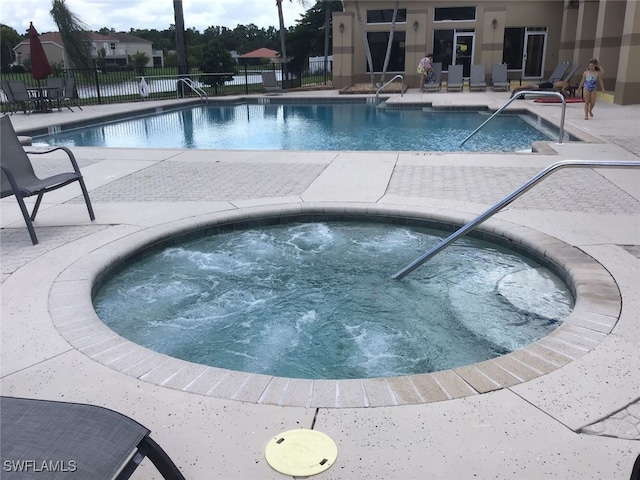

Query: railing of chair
[
  {"left": 391, "top": 159, "right": 640, "bottom": 280},
  {"left": 375, "top": 75, "right": 404, "bottom": 104},
  {"left": 460, "top": 91, "right": 567, "bottom": 147}
]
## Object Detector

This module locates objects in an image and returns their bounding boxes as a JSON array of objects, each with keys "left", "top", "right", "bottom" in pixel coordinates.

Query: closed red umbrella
[{"left": 28, "top": 22, "right": 53, "bottom": 80}]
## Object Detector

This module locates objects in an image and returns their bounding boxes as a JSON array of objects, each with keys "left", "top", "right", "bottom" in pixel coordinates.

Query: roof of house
[{"left": 239, "top": 48, "right": 281, "bottom": 59}]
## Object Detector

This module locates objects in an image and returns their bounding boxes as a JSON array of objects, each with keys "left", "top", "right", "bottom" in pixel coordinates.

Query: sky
[{"left": 1, "top": 0, "right": 310, "bottom": 34}]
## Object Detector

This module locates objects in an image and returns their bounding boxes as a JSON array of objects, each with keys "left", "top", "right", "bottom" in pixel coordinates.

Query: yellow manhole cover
[{"left": 265, "top": 429, "right": 338, "bottom": 476}]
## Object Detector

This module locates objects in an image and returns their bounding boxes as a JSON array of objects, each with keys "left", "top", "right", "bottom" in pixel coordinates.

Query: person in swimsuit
[
  {"left": 510, "top": 80, "right": 570, "bottom": 98},
  {"left": 578, "top": 59, "right": 606, "bottom": 120}
]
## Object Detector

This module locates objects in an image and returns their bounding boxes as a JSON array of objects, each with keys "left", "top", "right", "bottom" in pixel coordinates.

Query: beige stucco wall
[{"left": 335, "top": 0, "right": 565, "bottom": 88}]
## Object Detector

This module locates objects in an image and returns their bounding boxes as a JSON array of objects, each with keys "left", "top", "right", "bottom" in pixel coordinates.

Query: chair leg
[
  {"left": 139, "top": 436, "right": 186, "bottom": 480},
  {"left": 30, "top": 193, "right": 44, "bottom": 221},
  {"left": 17, "top": 194, "right": 39, "bottom": 245},
  {"left": 77, "top": 177, "right": 95, "bottom": 220}
]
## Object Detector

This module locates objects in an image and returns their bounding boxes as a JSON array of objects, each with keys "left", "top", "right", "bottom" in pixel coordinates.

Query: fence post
[
  {"left": 93, "top": 65, "right": 102, "bottom": 104},
  {"left": 244, "top": 64, "right": 249, "bottom": 95}
]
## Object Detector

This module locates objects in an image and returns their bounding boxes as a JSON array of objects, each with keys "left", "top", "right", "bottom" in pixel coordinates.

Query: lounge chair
[
  {"left": 547, "top": 61, "right": 571, "bottom": 83},
  {"left": 424, "top": 62, "right": 442, "bottom": 92},
  {"left": 446, "top": 64, "right": 464, "bottom": 92},
  {"left": 1, "top": 396, "right": 186, "bottom": 480},
  {"left": 6, "top": 81, "right": 35, "bottom": 114},
  {"left": 64, "top": 77, "right": 83, "bottom": 110},
  {"left": 0, "top": 115, "right": 95, "bottom": 245},
  {"left": 491, "top": 64, "right": 510, "bottom": 91},
  {"left": 469, "top": 64, "right": 487, "bottom": 91},
  {"left": 261, "top": 71, "right": 283, "bottom": 95},
  {"left": 1, "top": 80, "right": 17, "bottom": 113}
]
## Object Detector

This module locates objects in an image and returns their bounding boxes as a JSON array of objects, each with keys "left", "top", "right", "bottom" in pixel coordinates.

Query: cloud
[{"left": 1, "top": 0, "right": 309, "bottom": 33}]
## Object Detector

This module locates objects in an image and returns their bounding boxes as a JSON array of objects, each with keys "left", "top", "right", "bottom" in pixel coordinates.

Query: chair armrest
[{"left": 25, "top": 146, "right": 83, "bottom": 175}]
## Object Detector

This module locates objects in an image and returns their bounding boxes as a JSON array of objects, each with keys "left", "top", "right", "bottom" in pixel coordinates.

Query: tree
[
  {"left": 129, "top": 52, "right": 150, "bottom": 71},
  {"left": 50, "top": 0, "right": 93, "bottom": 70},
  {"left": 354, "top": 1, "right": 375, "bottom": 86},
  {"left": 276, "top": 0, "right": 307, "bottom": 77},
  {"left": 200, "top": 39, "right": 235, "bottom": 87},
  {"left": 0, "top": 24, "right": 21, "bottom": 72},
  {"left": 286, "top": 1, "right": 341, "bottom": 74},
  {"left": 379, "top": 0, "right": 399, "bottom": 83}
]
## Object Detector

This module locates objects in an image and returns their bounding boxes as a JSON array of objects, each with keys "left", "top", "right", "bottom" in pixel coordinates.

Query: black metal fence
[{"left": 0, "top": 60, "right": 333, "bottom": 111}]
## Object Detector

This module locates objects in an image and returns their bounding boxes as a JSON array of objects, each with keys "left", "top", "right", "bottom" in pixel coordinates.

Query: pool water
[
  {"left": 36, "top": 103, "right": 553, "bottom": 152},
  {"left": 93, "top": 221, "right": 573, "bottom": 380}
]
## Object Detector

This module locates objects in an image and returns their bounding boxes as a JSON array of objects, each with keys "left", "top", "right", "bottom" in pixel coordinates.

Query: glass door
[
  {"left": 453, "top": 32, "right": 475, "bottom": 77},
  {"left": 523, "top": 31, "right": 546, "bottom": 78}
]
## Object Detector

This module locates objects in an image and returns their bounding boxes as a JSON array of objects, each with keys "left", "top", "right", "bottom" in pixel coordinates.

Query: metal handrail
[
  {"left": 176, "top": 78, "right": 208, "bottom": 103},
  {"left": 460, "top": 91, "right": 567, "bottom": 147},
  {"left": 391, "top": 160, "right": 640, "bottom": 280},
  {"left": 376, "top": 75, "right": 404, "bottom": 104}
]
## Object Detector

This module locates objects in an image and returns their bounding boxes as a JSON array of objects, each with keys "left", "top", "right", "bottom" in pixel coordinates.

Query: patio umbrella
[{"left": 28, "top": 22, "right": 53, "bottom": 80}]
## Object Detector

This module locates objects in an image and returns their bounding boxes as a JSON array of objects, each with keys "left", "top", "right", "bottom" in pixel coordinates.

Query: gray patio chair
[
  {"left": 1, "top": 80, "right": 17, "bottom": 113},
  {"left": 63, "top": 77, "right": 83, "bottom": 110},
  {"left": 424, "top": 62, "right": 442, "bottom": 92},
  {"left": 261, "top": 71, "right": 283, "bottom": 94},
  {"left": 446, "top": 64, "right": 464, "bottom": 92},
  {"left": 546, "top": 61, "right": 571, "bottom": 83},
  {"left": 0, "top": 115, "right": 95, "bottom": 245},
  {"left": 6, "top": 80, "right": 35, "bottom": 114},
  {"left": 0, "top": 396, "right": 186, "bottom": 480},
  {"left": 45, "top": 77, "right": 68, "bottom": 112},
  {"left": 491, "top": 64, "right": 510, "bottom": 91},
  {"left": 469, "top": 64, "right": 487, "bottom": 91}
]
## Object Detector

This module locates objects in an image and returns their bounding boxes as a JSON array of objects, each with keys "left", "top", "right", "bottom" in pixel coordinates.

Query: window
[
  {"left": 503, "top": 28, "right": 524, "bottom": 69},
  {"left": 365, "top": 31, "right": 406, "bottom": 73},
  {"left": 367, "top": 9, "right": 407, "bottom": 24},
  {"left": 433, "top": 30, "right": 454, "bottom": 70},
  {"left": 434, "top": 7, "right": 476, "bottom": 22}
]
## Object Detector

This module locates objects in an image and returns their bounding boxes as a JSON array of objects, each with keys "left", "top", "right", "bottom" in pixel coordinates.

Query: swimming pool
[{"left": 35, "top": 102, "right": 556, "bottom": 152}]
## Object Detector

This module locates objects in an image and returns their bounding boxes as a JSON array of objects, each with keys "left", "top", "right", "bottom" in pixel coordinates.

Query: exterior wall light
[
  {"left": 339, "top": 23, "right": 344, "bottom": 33},
  {"left": 492, "top": 18, "right": 498, "bottom": 29},
  {"left": 413, "top": 21, "right": 419, "bottom": 31}
]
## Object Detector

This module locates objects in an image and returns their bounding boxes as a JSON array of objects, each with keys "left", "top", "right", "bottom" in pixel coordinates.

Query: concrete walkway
[{"left": 1, "top": 89, "right": 639, "bottom": 479}]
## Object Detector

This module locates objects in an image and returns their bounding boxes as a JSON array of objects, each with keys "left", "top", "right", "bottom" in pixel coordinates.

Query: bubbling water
[{"left": 93, "top": 221, "right": 573, "bottom": 379}]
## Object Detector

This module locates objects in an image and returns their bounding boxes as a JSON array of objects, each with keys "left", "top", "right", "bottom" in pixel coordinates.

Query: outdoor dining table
[{"left": 26, "top": 86, "right": 55, "bottom": 113}]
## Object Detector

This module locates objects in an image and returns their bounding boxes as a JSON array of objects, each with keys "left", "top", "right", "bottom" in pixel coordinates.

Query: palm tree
[
  {"left": 354, "top": 1, "right": 375, "bottom": 86},
  {"left": 49, "top": 0, "right": 93, "bottom": 70},
  {"left": 276, "top": 0, "right": 306, "bottom": 79},
  {"left": 379, "top": 0, "right": 400, "bottom": 84}
]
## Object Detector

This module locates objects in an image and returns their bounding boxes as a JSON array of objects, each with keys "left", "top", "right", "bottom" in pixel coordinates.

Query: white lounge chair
[
  {"left": 491, "top": 64, "right": 510, "bottom": 91},
  {"left": 261, "top": 71, "right": 283, "bottom": 95},
  {"left": 469, "top": 64, "right": 487, "bottom": 91},
  {"left": 446, "top": 64, "right": 464, "bottom": 92}
]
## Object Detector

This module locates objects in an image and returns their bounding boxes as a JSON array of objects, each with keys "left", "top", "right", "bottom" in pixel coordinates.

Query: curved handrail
[
  {"left": 391, "top": 159, "right": 640, "bottom": 280},
  {"left": 460, "top": 90, "right": 566, "bottom": 147},
  {"left": 376, "top": 75, "right": 404, "bottom": 104},
  {"left": 176, "top": 78, "right": 208, "bottom": 103}
]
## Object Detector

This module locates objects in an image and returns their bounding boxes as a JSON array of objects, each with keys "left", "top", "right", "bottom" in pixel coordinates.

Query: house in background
[
  {"left": 238, "top": 48, "right": 281, "bottom": 66},
  {"left": 13, "top": 31, "right": 163, "bottom": 68},
  {"left": 333, "top": 0, "right": 639, "bottom": 105}
]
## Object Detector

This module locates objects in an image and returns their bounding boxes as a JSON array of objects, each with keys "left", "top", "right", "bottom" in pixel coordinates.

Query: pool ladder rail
[
  {"left": 461, "top": 91, "right": 567, "bottom": 146},
  {"left": 376, "top": 75, "right": 404, "bottom": 105},
  {"left": 176, "top": 78, "right": 208, "bottom": 104},
  {"left": 392, "top": 159, "right": 640, "bottom": 280}
]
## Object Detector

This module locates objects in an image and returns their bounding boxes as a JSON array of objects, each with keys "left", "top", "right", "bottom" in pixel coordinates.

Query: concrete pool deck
[{"left": 1, "top": 89, "right": 639, "bottom": 479}]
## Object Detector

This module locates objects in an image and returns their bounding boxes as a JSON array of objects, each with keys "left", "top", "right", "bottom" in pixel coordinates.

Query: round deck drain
[{"left": 265, "top": 429, "right": 338, "bottom": 476}]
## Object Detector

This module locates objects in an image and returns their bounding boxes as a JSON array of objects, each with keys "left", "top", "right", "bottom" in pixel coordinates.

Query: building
[
  {"left": 333, "top": 0, "right": 639, "bottom": 105},
  {"left": 13, "top": 31, "right": 163, "bottom": 69},
  {"left": 238, "top": 48, "right": 282, "bottom": 66}
]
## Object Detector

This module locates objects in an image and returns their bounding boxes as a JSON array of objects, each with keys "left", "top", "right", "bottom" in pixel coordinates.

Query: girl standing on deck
[{"left": 578, "top": 59, "right": 606, "bottom": 120}]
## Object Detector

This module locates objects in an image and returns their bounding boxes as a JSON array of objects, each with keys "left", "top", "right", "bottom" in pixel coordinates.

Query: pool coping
[{"left": 49, "top": 202, "right": 621, "bottom": 408}]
